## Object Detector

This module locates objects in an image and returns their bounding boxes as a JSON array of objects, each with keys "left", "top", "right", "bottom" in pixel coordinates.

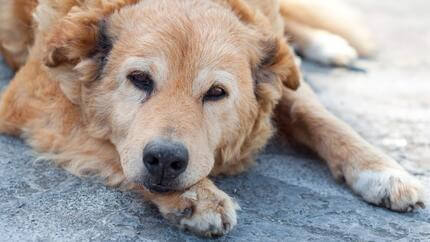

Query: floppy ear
[
  {"left": 44, "top": 0, "right": 139, "bottom": 68},
  {"left": 253, "top": 38, "right": 301, "bottom": 91},
  {"left": 41, "top": 7, "right": 108, "bottom": 104},
  {"left": 43, "top": 7, "right": 105, "bottom": 68},
  {"left": 223, "top": 0, "right": 301, "bottom": 90},
  {"left": 42, "top": 1, "right": 138, "bottom": 104}
]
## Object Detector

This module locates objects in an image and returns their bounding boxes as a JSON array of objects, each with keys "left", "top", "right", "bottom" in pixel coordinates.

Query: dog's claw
[{"left": 158, "top": 180, "right": 239, "bottom": 237}]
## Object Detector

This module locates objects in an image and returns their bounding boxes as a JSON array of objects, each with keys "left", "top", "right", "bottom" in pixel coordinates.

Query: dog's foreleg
[
  {"left": 276, "top": 82, "right": 425, "bottom": 212},
  {"left": 141, "top": 178, "right": 239, "bottom": 237},
  {"left": 0, "top": 0, "right": 36, "bottom": 70},
  {"left": 0, "top": 82, "right": 21, "bottom": 135}
]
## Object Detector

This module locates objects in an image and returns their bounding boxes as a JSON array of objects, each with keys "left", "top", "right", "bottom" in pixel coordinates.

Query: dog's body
[{"left": 0, "top": 0, "right": 425, "bottom": 237}]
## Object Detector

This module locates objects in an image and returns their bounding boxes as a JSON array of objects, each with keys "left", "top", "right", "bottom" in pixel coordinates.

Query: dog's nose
[{"left": 143, "top": 138, "right": 189, "bottom": 183}]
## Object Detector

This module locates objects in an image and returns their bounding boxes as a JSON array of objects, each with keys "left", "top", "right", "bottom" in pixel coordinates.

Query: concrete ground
[{"left": 0, "top": 0, "right": 429, "bottom": 241}]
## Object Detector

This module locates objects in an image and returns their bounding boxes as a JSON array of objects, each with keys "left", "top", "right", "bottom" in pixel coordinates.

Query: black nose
[{"left": 143, "top": 138, "right": 189, "bottom": 184}]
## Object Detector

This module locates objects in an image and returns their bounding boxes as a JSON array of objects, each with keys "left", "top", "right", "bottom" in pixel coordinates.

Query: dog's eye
[
  {"left": 127, "top": 71, "right": 154, "bottom": 93},
  {"left": 204, "top": 86, "right": 227, "bottom": 102}
]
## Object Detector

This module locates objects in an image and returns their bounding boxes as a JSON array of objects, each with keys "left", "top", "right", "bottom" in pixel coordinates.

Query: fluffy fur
[{"left": 0, "top": 0, "right": 425, "bottom": 237}]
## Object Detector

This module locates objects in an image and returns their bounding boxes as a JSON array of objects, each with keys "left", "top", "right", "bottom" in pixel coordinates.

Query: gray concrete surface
[{"left": 1, "top": 0, "right": 429, "bottom": 241}]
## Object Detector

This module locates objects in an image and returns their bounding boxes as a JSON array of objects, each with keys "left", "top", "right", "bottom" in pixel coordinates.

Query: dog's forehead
[
  {"left": 102, "top": 0, "right": 257, "bottom": 92},
  {"left": 109, "top": 0, "right": 251, "bottom": 57}
]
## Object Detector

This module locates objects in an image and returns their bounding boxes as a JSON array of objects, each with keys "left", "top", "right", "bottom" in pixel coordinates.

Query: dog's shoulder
[{"left": 214, "top": 0, "right": 284, "bottom": 36}]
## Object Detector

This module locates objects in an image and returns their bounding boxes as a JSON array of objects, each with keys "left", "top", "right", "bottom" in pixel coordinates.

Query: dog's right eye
[
  {"left": 203, "top": 86, "right": 227, "bottom": 102},
  {"left": 127, "top": 71, "right": 154, "bottom": 93}
]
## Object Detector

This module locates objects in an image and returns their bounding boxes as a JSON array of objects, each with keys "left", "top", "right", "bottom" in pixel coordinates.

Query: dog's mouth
[
  {"left": 141, "top": 178, "right": 178, "bottom": 193},
  {"left": 146, "top": 183, "right": 172, "bottom": 193}
]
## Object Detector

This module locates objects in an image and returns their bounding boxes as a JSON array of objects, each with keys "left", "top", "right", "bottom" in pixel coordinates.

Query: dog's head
[{"left": 42, "top": 0, "right": 300, "bottom": 192}]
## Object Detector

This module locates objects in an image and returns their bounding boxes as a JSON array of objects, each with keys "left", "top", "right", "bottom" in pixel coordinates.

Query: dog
[{"left": 0, "top": 0, "right": 425, "bottom": 237}]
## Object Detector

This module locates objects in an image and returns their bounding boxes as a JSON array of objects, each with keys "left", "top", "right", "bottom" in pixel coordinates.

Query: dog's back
[{"left": 0, "top": 0, "right": 374, "bottom": 69}]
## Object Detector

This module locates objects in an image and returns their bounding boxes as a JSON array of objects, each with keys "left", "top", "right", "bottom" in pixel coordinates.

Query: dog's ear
[
  {"left": 41, "top": 7, "right": 112, "bottom": 104},
  {"left": 43, "top": 7, "right": 105, "bottom": 68},
  {"left": 42, "top": 1, "right": 138, "bottom": 104},
  {"left": 224, "top": 0, "right": 301, "bottom": 90},
  {"left": 43, "top": 0, "right": 139, "bottom": 68},
  {"left": 253, "top": 38, "right": 300, "bottom": 91}
]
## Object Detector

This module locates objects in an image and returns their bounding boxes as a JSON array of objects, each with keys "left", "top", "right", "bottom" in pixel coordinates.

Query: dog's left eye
[
  {"left": 204, "top": 86, "right": 227, "bottom": 102},
  {"left": 127, "top": 71, "right": 154, "bottom": 93}
]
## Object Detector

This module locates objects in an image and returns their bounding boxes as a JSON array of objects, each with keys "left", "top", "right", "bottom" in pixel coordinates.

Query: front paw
[
  {"left": 155, "top": 180, "right": 239, "bottom": 237},
  {"left": 351, "top": 169, "right": 426, "bottom": 212}
]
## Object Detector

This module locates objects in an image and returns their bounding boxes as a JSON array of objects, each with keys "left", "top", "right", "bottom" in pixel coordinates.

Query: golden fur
[{"left": 0, "top": 0, "right": 425, "bottom": 237}]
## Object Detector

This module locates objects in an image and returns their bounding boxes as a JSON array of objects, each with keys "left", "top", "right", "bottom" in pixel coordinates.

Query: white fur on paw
[
  {"left": 352, "top": 169, "right": 426, "bottom": 212},
  {"left": 163, "top": 189, "right": 239, "bottom": 237},
  {"left": 181, "top": 203, "right": 238, "bottom": 237},
  {"left": 179, "top": 192, "right": 239, "bottom": 237},
  {"left": 303, "top": 30, "right": 358, "bottom": 66}
]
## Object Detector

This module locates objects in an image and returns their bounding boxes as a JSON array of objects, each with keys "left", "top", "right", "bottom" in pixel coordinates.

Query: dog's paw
[
  {"left": 302, "top": 30, "right": 358, "bottom": 66},
  {"left": 351, "top": 169, "right": 426, "bottom": 212},
  {"left": 156, "top": 180, "right": 239, "bottom": 237},
  {"left": 178, "top": 187, "right": 239, "bottom": 237}
]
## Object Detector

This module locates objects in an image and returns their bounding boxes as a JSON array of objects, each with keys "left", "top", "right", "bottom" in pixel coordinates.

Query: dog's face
[{"left": 43, "top": 0, "right": 299, "bottom": 192}]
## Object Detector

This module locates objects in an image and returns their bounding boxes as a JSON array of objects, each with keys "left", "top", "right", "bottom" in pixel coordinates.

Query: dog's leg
[
  {"left": 0, "top": 117, "right": 13, "bottom": 135},
  {"left": 280, "top": 0, "right": 375, "bottom": 58},
  {"left": 141, "top": 178, "right": 239, "bottom": 237},
  {"left": 0, "top": 116, "right": 7, "bottom": 134},
  {"left": 284, "top": 20, "right": 358, "bottom": 67},
  {"left": 0, "top": 0, "right": 37, "bottom": 70},
  {"left": 276, "top": 82, "right": 425, "bottom": 212},
  {"left": 0, "top": 79, "right": 22, "bottom": 135}
]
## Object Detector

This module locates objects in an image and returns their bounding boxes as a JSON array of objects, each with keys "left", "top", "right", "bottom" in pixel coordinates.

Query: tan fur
[
  {"left": 280, "top": 0, "right": 375, "bottom": 57},
  {"left": 0, "top": 0, "right": 424, "bottom": 237},
  {"left": 0, "top": 0, "right": 37, "bottom": 70}
]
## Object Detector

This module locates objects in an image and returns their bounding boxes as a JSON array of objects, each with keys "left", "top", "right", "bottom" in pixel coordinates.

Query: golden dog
[{"left": 0, "top": 0, "right": 425, "bottom": 237}]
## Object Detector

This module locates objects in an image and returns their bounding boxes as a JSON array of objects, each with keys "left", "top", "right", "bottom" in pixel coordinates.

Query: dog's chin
[
  {"left": 139, "top": 178, "right": 182, "bottom": 194},
  {"left": 129, "top": 173, "right": 199, "bottom": 194},
  {"left": 146, "top": 183, "right": 173, "bottom": 193}
]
